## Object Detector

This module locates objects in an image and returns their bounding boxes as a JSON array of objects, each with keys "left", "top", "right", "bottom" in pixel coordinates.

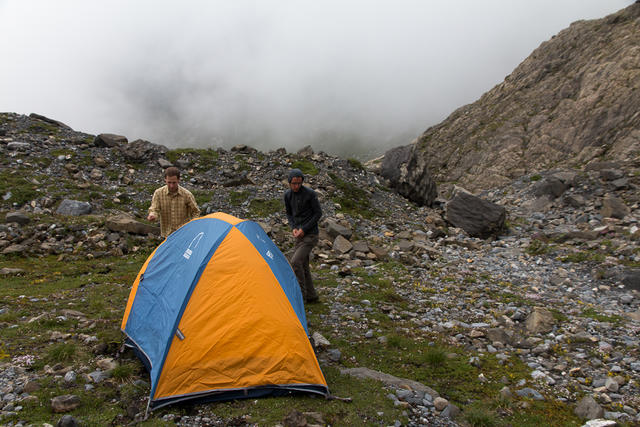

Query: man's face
[
  {"left": 165, "top": 175, "right": 180, "bottom": 193},
  {"left": 289, "top": 177, "right": 303, "bottom": 192}
]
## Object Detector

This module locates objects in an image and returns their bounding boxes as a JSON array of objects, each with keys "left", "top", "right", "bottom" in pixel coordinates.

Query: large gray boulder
[
  {"left": 574, "top": 396, "right": 604, "bottom": 420},
  {"left": 56, "top": 200, "right": 92, "bottom": 216},
  {"left": 600, "top": 195, "right": 630, "bottom": 219},
  {"left": 120, "top": 139, "right": 168, "bottom": 163},
  {"left": 444, "top": 188, "right": 505, "bottom": 238},
  {"left": 5, "top": 211, "right": 30, "bottom": 225},
  {"left": 106, "top": 214, "right": 159, "bottom": 235},
  {"left": 94, "top": 133, "right": 127, "bottom": 148},
  {"left": 380, "top": 144, "right": 412, "bottom": 187},
  {"left": 381, "top": 144, "right": 438, "bottom": 207}
]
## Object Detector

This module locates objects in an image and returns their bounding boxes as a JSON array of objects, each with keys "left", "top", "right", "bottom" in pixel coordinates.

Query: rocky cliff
[{"left": 383, "top": 2, "right": 640, "bottom": 200}]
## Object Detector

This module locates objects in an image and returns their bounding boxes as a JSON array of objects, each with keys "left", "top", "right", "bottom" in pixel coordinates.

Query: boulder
[
  {"left": 2, "top": 244, "right": 28, "bottom": 255},
  {"left": 525, "top": 307, "right": 555, "bottom": 334},
  {"left": 600, "top": 195, "right": 630, "bottom": 219},
  {"left": 120, "top": 139, "right": 167, "bottom": 163},
  {"left": 106, "top": 213, "right": 159, "bottom": 235},
  {"left": 381, "top": 144, "right": 438, "bottom": 207},
  {"left": 56, "top": 200, "right": 91, "bottom": 216},
  {"left": 574, "top": 395, "right": 604, "bottom": 420},
  {"left": 533, "top": 177, "right": 567, "bottom": 199},
  {"left": 94, "top": 133, "right": 127, "bottom": 147},
  {"left": 29, "top": 113, "right": 72, "bottom": 129},
  {"left": 51, "top": 394, "right": 81, "bottom": 413},
  {"left": 325, "top": 218, "right": 353, "bottom": 239},
  {"left": 444, "top": 188, "right": 506, "bottom": 238},
  {"left": 57, "top": 415, "right": 80, "bottom": 427},
  {"left": 7, "top": 141, "right": 30, "bottom": 150},
  {"left": 380, "top": 144, "right": 412, "bottom": 187},
  {"left": 5, "top": 211, "right": 30, "bottom": 225},
  {"left": 333, "top": 235, "right": 353, "bottom": 254}
]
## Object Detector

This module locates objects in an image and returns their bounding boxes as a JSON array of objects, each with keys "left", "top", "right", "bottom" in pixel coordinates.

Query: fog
[{"left": 0, "top": 1, "right": 633, "bottom": 158}]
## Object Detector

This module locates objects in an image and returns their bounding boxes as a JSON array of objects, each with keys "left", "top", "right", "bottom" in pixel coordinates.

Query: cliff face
[{"left": 397, "top": 2, "right": 640, "bottom": 195}]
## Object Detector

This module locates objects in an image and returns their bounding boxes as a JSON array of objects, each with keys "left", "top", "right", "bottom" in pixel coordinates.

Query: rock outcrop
[{"left": 386, "top": 2, "right": 640, "bottom": 199}]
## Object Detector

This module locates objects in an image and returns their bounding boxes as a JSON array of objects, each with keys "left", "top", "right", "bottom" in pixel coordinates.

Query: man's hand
[
  {"left": 147, "top": 213, "right": 157, "bottom": 222},
  {"left": 292, "top": 228, "right": 304, "bottom": 238}
]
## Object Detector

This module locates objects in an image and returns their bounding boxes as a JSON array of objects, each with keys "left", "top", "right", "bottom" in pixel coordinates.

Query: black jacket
[{"left": 284, "top": 185, "right": 322, "bottom": 235}]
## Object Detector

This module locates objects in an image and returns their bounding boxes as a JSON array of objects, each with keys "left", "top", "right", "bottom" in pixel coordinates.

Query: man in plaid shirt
[{"left": 147, "top": 167, "right": 200, "bottom": 238}]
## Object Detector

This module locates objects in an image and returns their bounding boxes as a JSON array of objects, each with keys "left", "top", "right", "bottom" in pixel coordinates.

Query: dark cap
[{"left": 288, "top": 168, "right": 304, "bottom": 183}]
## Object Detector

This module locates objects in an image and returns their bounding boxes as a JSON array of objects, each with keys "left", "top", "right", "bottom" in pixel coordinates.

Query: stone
[
  {"left": 94, "top": 133, "right": 127, "bottom": 147},
  {"left": 158, "top": 158, "right": 173, "bottom": 168},
  {"left": 89, "top": 168, "right": 103, "bottom": 180},
  {"left": 583, "top": 420, "right": 617, "bottom": 427},
  {"left": 120, "top": 139, "right": 167, "bottom": 163},
  {"left": 333, "top": 235, "right": 353, "bottom": 254},
  {"left": 7, "top": 141, "right": 30, "bottom": 150},
  {"left": 525, "top": 307, "right": 555, "bottom": 334},
  {"left": 444, "top": 188, "right": 506, "bottom": 238},
  {"left": 57, "top": 415, "right": 80, "bottom": 427},
  {"left": 51, "top": 395, "right": 81, "bottom": 413},
  {"left": 533, "top": 177, "right": 567, "bottom": 199},
  {"left": 515, "top": 388, "right": 545, "bottom": 401},
  {"left": 325, "top": 219, "right": 353, "bottom": 239},
  {"left": 283, "top": 409, "right": 307, "bottom": 427},
  {"left": 96, "top": 357, "right": 117, "bottom": 371},
  {"left": 341, "top": 367, "right": 439, "bottom": 399},
  {"left": 29, "top": 113, "right": 72, "bottom": 129},
  {"left": 575, "top": 396, "right": 605, "bottom": 420},
  {"left": 433, "top": 397, "right": 448, "bottom": 411},
  {"left": 56, "top": 200, "right": 91, "bottom": 216},
  {"left": 105, "top": 213, "right": 160, "bottom": 235},
  {"left": 381, "top": 144, "right": 438, "bottom": 207},
  {"left": 0, "top": 267, "right": 25, "bottom": 275},
  {"left": 600, "top": 195, "right": 629, "bottom": 219},
  {"left": 5, "top": 211, "right": 30, "bottom": 225},
  {"left": 2, "top": 244, "right": 27, "bottom": 255},
  {"left": 311, "top": 332, "right": 330, "bottom": 348},
  {"left": 352, "top": 240, "right": 369, "bottom": 253}
]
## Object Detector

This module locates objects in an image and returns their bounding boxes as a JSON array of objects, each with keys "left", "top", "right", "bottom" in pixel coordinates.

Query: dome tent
[{"left": 121, "top": 212, "right": 328, "bottom": 410}]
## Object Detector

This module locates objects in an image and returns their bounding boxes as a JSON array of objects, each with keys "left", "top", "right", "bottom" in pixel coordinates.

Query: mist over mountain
[{"left": 0, "top": 1, "right": 633, "bottom": 158}]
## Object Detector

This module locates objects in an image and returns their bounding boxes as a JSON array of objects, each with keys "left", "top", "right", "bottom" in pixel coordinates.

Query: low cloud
[{"left": 0, "top": 0, "right": 633, "bottom": 158}]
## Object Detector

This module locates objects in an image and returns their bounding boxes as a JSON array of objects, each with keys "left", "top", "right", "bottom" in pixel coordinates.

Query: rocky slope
[
  {"left": 0, "top": 112, "right": 639, "bottom": 426},
  {"left": 382, "top": 2, "right": 640, "bottom": 201}
]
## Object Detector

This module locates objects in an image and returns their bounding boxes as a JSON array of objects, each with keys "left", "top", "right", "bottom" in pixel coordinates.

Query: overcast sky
[{"left": 0, "top": 1, "right": 633, "bottom": 158}]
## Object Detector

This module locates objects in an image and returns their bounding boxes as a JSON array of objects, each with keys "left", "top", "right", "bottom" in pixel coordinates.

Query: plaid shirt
[{"left": 149, "top": 185, "right": 200, "bottom": 237}]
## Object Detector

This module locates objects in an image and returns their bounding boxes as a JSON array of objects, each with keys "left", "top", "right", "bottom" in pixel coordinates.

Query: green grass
[
  {"left": 165, "top": 148, "right": 219, "bottom": 171},
  {"left": 229, "top": 190, "right": 251, "bottom": 206},
  {"left": 580, "top": 307, "right": 623, "bottom": 325},
  {"left": 328, "top": 172, "right": 378, "bottom": 219},
  {"left": 249, "top": 198, "right": 282, "bottom": 218},
  {"left": 291, "top": 159, "right": 319, "bottom": 175},
  {"left": 526, "top": 239, "right": 550, "bottom": 256},
  {"left": 0, "top": 170, "right": 40, "bottom": 207},
  {"left": 347, "top": 158, "right": 365, "bottom": 170},
  {"left": 46, "top": 342, "right": 76, "bottom": 363},
  {"left": 558, "top": 250, "right": 606, "bottom": 263}
]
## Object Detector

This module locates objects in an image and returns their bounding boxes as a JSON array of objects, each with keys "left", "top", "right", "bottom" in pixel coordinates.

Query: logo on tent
[
  {"left": 183, "top": 232, "right": 204, "bottom": 260},
  {"left": 266, "top": 250, "right": 274, "bottom": 259}
]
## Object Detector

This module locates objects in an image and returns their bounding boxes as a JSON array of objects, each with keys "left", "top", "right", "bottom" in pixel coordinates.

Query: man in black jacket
[{"left": 284, "top": 168, "right": 322, "bottom": 303}]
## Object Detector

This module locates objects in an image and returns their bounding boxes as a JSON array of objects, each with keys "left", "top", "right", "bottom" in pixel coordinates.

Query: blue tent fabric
[{"left": 125, "top": 218, "right": 232, "bottom": 386}]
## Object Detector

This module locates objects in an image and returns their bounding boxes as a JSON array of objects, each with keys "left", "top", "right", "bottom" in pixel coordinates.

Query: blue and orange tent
[{"left": 121, "top": 212, "right": 328, "bottom": 410}]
